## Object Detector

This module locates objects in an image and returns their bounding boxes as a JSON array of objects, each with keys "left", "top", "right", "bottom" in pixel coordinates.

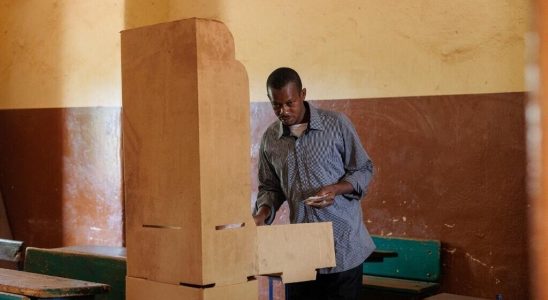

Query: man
[{"left": 253, "top": 67, "right": 376, "bottom": 300}]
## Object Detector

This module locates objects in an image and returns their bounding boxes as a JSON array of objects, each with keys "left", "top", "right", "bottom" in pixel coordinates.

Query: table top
[
  {"left": 425, "top": 293, "right": 488, "bottom": 300},
  {"left": 0, "top": 268, "right": 109, "bottom": 298}
]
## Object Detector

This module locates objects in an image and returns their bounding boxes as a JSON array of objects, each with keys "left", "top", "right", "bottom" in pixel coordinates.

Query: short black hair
[{"left": 266, "top": 67, "right": 302, "bottom": 92}]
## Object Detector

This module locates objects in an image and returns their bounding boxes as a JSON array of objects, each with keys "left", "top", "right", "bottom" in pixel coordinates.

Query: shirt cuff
[
  {"left": 341, "top": 175, "right": 362, "bottom": 200},
  {"left": 255, "top": 203, "right": 276, "bottom": 225}
]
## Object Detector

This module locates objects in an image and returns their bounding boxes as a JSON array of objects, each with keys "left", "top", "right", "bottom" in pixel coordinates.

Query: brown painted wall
[
  {"left": 0, "top": 93, "right": 527, "bottom": 298},
  {"left": 0, "top": 107, "right": 123, "bottom": 247},
  {"left": 251, "top": 92, "right": 528, "bottom": 299}
]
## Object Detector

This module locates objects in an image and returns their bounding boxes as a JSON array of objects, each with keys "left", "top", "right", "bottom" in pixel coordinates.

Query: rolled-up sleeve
[
  {"left": 338, "top": 114, "right": 374, "bottom": 200},
  {"left": 254, "top": 135, "right": 286, "bottom": 224}
]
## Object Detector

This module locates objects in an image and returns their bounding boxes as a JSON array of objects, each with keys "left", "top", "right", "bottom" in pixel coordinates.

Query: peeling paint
[
  {"left": 443, "top": 247, "right": 457, "bottom": 254},
  {"left": 444, "top": 223, "right": 456, "bottom": 228},
  {"left": 465, "top": 252, "right": 489, "bottom": 268}
]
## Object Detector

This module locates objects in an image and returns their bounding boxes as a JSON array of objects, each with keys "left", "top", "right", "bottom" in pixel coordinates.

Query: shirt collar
[{"left": 277, "top": 101, "right": 324, "bottom": 139}]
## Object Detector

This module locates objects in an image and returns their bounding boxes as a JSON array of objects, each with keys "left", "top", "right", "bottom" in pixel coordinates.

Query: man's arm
[
  {"left": 253, "top": 206, "right": 271, "bottom": 226},
  {"left": 253, "top": 136, "right": 285, "bottom": 225},
  {"left": 338, "top": 113, "right": 374, "bottom": 200},
  {"left": 308, "top": 113, "right": 373, "bottom": 209},
  {"left": 306, "top": 181, "right": 354, "bottom": 208}
]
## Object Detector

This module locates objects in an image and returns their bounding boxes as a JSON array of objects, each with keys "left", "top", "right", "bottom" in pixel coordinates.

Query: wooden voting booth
[{"left": 121, "top": 18, "right": 335, "bottom": 299}]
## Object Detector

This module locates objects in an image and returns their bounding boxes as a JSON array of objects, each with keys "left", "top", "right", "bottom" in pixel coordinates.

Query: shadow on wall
[
  {"left": 123, "top": 0, "right": 226, "bottom": 30},
  {"left": 0, "top": 108, "right": 123, "bottom": 248},
  {"left": 0, "top": 2, "right": 123, "bottom": 248},
  {"left": 0, "top": 110, "right": 64, "bottom": 248},
  {"left": 0, "top": 1, "right": 65, "bottom": 248}
]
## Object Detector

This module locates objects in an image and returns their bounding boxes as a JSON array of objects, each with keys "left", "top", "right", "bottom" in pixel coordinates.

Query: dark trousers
[{"left": 285, "top": 264, "right": 363, "bottom": 300}]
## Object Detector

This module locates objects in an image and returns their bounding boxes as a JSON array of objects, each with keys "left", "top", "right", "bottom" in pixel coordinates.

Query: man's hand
[
  {"left": 253, "top": 206, "right": 271, "bottom": 226},
  {"left": 306, "top": 181, "right": 354, "bottom": 209}
]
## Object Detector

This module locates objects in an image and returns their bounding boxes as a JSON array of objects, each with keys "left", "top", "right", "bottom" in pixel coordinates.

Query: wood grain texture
[
  {"left": 126, "top": 276, "right": 258, "bottom": 300},
  {"left": 424, "top": 293, "right": 488, "bottom": 300},
  {"left": 24, "top": 246, "right": 125, "bottom": 300},
  {"left": 0, "top": 268, "right": 109, "bottom": 298},
  {"left": 122, "top": 18, "right": 255, "bottom": 286},
  {"left": 256, "top": 223, "right": 336, "bottom": 283}
]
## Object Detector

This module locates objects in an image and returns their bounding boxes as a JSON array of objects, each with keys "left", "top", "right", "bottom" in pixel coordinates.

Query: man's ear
[{"left": 301, "top": 88, "right": 307, "bottom": 100}]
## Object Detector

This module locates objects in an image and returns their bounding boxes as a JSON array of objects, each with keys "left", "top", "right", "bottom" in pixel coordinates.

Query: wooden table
[
  {"left": 0, "top": 268, "right": 109, "bottom": 299},
  {"left": 425, "top": 293, "right": 489, "bottom": 300}
]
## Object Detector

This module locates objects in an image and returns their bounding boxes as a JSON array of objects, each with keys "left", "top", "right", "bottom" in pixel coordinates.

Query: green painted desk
[
  {"left": 0, "top": 268, "right": 109, "bottom": 299},
  {"left": 24, "top": 246, "right": 125, "bottom": 300}
]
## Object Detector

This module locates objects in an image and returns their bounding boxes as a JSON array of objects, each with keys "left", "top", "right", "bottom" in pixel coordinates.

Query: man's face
[{"left": 268, "top": 82, "right": 307, "bottom": 126}]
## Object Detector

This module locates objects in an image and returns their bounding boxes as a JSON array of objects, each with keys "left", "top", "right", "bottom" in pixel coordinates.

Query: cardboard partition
[
  {"left": 256, "top": 222, "right": 336, "bottom": 283},
  {"left": 122, "top": 18, "right": 337, "bottom": 291},
  {"left": 126, "top": 224, "right": 256, "bottom": 286},
  {"left": 122, "top": 18, "right": 255, "bottom": 286},
  {"left": 126, "top": 276, "right": 258, "bottom": 300}
]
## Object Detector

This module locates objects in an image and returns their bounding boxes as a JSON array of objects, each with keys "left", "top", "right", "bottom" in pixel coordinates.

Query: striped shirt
[{"left": 255, "top": 102, "right": 376, "bottom": 274}]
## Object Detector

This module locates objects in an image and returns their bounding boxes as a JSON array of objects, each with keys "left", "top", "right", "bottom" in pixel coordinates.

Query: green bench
[
  {"left": 0, "top": 239, "right": 24, "bottom": 270},
  {"left": 362, "top": 235, "right": 441, "bottom": 300},
  {"left": 0, "top": 291, "right": 29, "bottom": 300},
  {"left": 24, "top": 246, "right": 126, "bottom": 300}
]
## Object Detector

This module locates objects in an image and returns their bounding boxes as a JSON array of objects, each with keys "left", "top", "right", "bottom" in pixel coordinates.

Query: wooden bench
[
  {"left": 361, "top": 235, "right": 441, "bottom": 300},
  {"left": 24, "top": 246, "right": 126, "bottom": 300},
  {"left": 0, "top": 268, "right": 109, "bottom": 299},
  {"left": 0, "top": 240, "right": 23, "bottom": 270}
]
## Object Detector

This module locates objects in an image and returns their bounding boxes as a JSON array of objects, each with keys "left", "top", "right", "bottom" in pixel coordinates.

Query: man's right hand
[{"left": 253, "top": 206, "right": 271, "bottom": 226}]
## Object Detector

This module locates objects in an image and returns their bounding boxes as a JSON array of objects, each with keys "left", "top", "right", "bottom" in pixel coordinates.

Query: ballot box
[{"left": 122, "top": 18, "right": 335, "bottom": 300}]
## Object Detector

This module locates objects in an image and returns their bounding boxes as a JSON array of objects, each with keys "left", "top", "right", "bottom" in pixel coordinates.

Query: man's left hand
[
  {"left": 305, "top": 185, "right": 337, "bottom": 209},
  {"left": 305, "top": 182, "right": 354, "bottom": 209}
]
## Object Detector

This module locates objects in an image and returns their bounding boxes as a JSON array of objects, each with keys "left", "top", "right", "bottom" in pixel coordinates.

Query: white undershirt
[{"left": 289, "top": 123, "right": 308, "bottom": 138}]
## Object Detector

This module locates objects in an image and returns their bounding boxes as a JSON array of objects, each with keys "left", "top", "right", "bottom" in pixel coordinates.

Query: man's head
[{"left": 266, "top": 67, "right": 307, "bottom": 126}]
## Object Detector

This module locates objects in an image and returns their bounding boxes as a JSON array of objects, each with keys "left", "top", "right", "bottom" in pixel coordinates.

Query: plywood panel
[
  {"left": 122, "top": 18, "right": 337, "bottom": 290},
  {"left": 257, "top": 223, "right": 336, "bottom": 283},
  {"left": 122, "top": 18, "right": 255, "bottom": 286},
  {"left": 126, "top": 276, "right": 258, "bottom": 300},
  {"left": 122, "top": 18, "right": 204, "bottom": 284}
]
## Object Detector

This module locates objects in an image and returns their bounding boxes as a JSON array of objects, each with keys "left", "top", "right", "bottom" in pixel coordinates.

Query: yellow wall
[
  {"left": 167, "top": 0, "right": 528, "bottom": 102},
  {"left": 0, "top": 1, "right": 123, "bottom": 109},
  {"left": 1, "top": 0, "right": 528, "bottom": 108}
]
